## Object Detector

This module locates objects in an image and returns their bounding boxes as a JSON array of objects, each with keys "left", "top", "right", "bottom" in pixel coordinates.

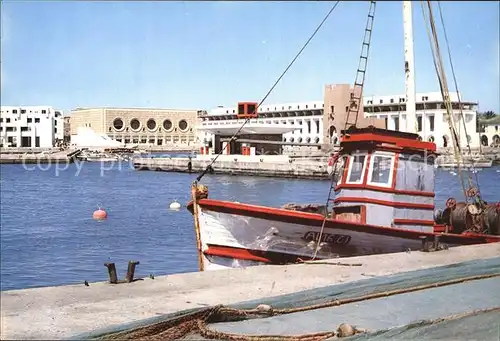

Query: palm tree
[{"left": 482, "top": 111, "right": 497, "bottom": 119}]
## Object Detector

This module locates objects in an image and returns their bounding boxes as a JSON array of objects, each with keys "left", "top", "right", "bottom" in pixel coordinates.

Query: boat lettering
[{"left": 303, "top": 231, "right": 351, "bottom": 245}]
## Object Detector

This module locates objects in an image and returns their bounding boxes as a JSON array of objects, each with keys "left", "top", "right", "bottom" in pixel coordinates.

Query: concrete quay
[
  {"left": 0, "top": 149, "right": 81, "bottom": 164},
  {"left": 1, "top": 243, "right": 499, "bottom": 340},
  {"left": 134, "top": 155, "right": 330, "bottom": 179}
]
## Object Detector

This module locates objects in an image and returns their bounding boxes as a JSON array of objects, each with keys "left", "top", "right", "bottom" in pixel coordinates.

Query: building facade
[
  {"left": 63, "top": 116, "right": 71, "bottom": 143},
  {"left": 363, "top": 91, "right": 480, "bottom": 148},
  {"left": 0, "top": 106, "right": 63, "bottom": 148},
  {"left": 197, "top": 88, "right": 482, "bottom": 154},
  {"left": 69, "top": 107, "right": 200, "bottom": 147},
  {"left": 479, "top": 116, "right": 500, "bottom": 147},
  {"left": 196, "top": 83, "right": 384, "bottom": 154}
]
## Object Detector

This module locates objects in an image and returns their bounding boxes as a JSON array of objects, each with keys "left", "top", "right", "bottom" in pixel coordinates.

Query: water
[{"left": 1, "top": 162, "right": 499, "bottom": 291}]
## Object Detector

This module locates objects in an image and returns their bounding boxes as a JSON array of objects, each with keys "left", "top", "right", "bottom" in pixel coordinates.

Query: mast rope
[
  {"left": 312, "top": 155, "right": 341, "bottom": 260},
  {"left": 420, "top": 0, "right": 469, "bottom": 202},
  {"left": 436, "top": 1, "right": 482, "bottom": 196},
  {"left": 195, "top": 1, "right": 341, "bottom": 183}
]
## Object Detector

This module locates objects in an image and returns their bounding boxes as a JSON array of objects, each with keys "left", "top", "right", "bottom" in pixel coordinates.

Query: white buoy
[{"left": 169, "top": 200, "right": 181, "bottom": 210}]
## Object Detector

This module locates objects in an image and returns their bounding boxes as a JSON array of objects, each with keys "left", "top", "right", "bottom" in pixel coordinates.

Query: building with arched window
[
  {"left": 68, "top": 107, "right": 200, "bottom": 147},
  {"left": 363, "top": 92, "right": 480, "bottom": 148},
  {"left": 479, "top": 116, "right": 500, "bottom": 147},
  {"left": 196, "top": 84, "right": 384, "bottom": 155}
]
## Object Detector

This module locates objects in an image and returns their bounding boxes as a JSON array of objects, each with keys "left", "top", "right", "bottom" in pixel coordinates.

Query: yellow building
[{"left": 69, "top": 107, "right": 201, "bottom": 146}]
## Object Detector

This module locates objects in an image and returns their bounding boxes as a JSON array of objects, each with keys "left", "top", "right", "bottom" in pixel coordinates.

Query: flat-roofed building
[
  {"left": 0, "top": 105, "right": 63, "bottom": 148},
  {"left": 196, "top": 84, "right": 384, "bottom": 155},
  {"left": 363, "top": 91, "right": 480, "bottom": 148},
  {"left": 479, "top": 116, "right": 500, "bottom": 147},
  {"left": 69, "top": 107, "right": 201, "bottom": 147}
]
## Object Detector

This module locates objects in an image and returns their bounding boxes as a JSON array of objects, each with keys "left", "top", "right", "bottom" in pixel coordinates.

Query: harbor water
[{"left": 1, "top": 160, "right": 499, "bottom": 291}]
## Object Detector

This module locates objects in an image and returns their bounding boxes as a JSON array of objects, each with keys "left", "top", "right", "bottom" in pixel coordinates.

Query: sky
[{"left": 1, "top": 1, "right": 499, "bottom": 114}]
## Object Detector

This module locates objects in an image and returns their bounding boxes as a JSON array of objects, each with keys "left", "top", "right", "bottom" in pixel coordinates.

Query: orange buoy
[{"left": 93, "top": 208, "right": 108, "bottom": 220}]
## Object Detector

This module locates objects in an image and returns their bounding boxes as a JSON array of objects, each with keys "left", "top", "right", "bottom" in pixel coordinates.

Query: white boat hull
[{"left": 196, "top": 205, "right": 425, "bottom": 271}]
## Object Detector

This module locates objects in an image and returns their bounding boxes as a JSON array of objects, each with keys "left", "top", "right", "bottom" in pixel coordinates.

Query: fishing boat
[{"left": 187, "top": 1, "right": 500, "bottom": 271}]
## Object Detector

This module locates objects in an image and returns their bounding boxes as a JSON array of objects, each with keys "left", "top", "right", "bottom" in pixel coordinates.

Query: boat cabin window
[
  {"left": 346, "top": 153, "right": 367, "bottom": 184},
  {"left": 367, "top": 152, "right": 395, "bottom": 187}
]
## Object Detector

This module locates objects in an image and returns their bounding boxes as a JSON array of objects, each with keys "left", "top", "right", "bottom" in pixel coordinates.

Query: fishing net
[{"left": 81, "top": 257, "right": 500, "bottom": 341}]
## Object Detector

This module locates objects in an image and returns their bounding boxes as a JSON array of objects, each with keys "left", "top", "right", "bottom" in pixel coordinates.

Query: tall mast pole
[{"left": 403, "top": 0, "right": 417, "bottom": 133}]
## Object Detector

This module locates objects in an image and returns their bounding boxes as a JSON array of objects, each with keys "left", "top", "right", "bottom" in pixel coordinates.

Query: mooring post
[
  {"left": 126, "top": 261, "right": 140, "bottom": 283},
  {"left": 104, "top": 262, "right": 118, "bottom": 284}
]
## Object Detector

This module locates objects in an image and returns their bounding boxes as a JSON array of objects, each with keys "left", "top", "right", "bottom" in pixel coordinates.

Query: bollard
[
  {"left": 126, "top": 261, "right": 140, "bottom": 283},
  {"left": 104, "top": 262, "right": 118, "bottom": 284}
]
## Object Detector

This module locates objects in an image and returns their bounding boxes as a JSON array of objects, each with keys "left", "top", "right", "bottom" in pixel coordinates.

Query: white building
[
  {"left": 197, "top": 101, "right": 326, "bottom": 151},
  {"left": 197, "top": 91, "right": 481, "bottom": 150},
  {"left": 363, "top": 91, "right": 480, "bottom": 148},
  {"left": 479, "top": 116, "right": 500, "bottom": 147},
  {"left": 0, "top": 106, "right": 63, "bottom": 148}
]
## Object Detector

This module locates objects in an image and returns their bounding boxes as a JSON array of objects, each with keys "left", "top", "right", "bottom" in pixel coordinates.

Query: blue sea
[{"left": 1, "top": 160, "right": 499, "bottom": 291}]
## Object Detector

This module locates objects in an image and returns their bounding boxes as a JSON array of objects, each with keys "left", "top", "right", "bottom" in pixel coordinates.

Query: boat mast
[{"left": 403, "top": 0, "right": 417, "bottom": 133}]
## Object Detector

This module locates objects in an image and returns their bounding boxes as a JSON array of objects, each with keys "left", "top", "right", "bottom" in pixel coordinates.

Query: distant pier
[
  {"left": 133, "top": 155, "right": 331, "bottom": 180},
  {"left": 0, "top": 148, "right": 82, "bottom": 164}
]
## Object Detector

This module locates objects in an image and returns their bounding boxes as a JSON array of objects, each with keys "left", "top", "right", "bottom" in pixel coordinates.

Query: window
[
  {"left": 394, "top": 117, "right": 400, "bottom": 131},
  {"left": 417, "top": 116, "right": 422, "bottom": 132},
  {"left": 429, "top": 116, "right": 435, "bottom": 131},
  {"left": 367, "top": 153, "right": 395, "bottom": 187},
  {"left": 20, "top": 109, "right": 26, "bottom": 114},
  {"left": 346, "top": 154, "right": 367, "bottom": 184},
  {"left": 35, "top": 118, "right": 40, "bottom": 123}
]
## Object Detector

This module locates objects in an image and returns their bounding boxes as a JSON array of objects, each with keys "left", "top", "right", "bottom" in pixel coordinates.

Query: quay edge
[
  {"left": 1, "top": 243, "right": 499, "bottom": 340},
  {"left": 133, "top": 156, "right": 331, "bottom": 180},
  {"left": 0, "top": 149, "right": 82, "bottom": 164}
]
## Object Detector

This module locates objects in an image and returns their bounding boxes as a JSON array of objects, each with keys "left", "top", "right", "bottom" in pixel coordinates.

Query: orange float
[{"left": 93, "top": 208, "right": 108, "bottom": 220}]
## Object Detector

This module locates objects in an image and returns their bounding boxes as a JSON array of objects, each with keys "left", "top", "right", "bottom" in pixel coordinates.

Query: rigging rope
[
  {"left": 436, "top": 1, "right": 482, "bottom": 197},
  {"left": 312, "top": 154, "right": 341, "bottom": 260},
  {"left": 195, "top": 1, "right": 341, "bottom": 183},
  {"left": 420, "top": 0, "right": 469, "bottom": 201}
]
